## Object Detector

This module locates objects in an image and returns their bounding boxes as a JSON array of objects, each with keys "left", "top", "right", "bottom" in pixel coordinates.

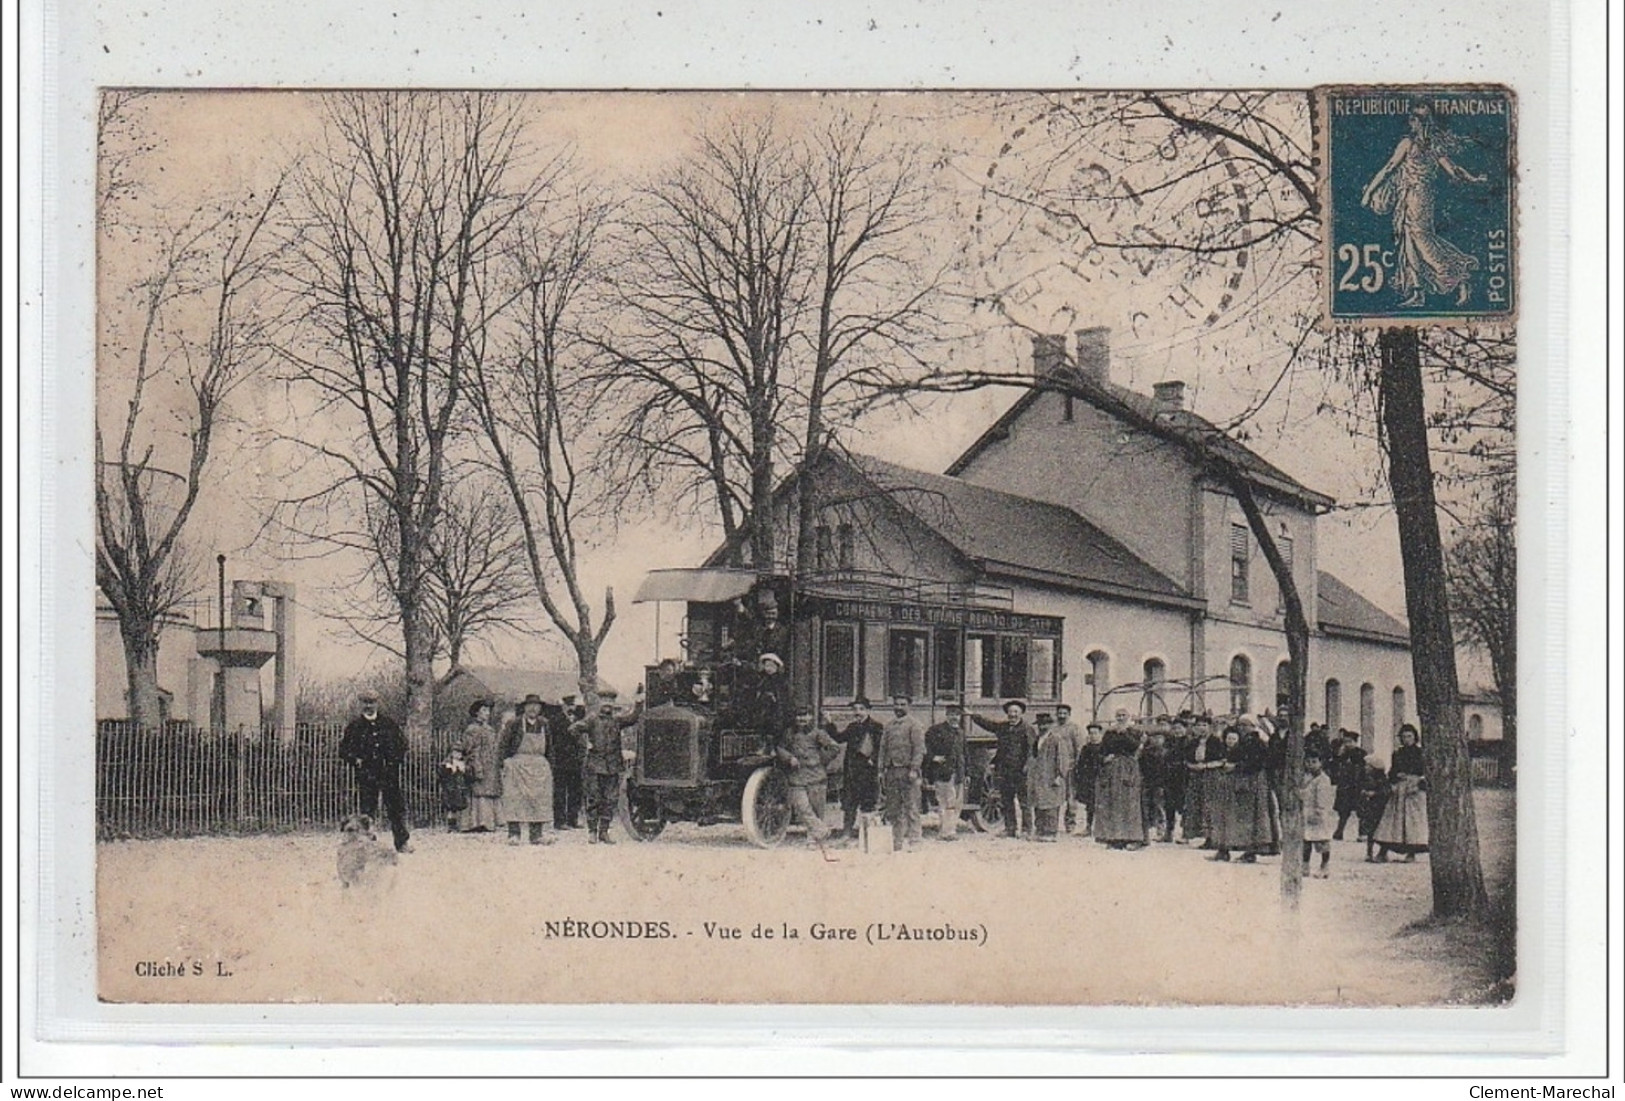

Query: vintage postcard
[{"left": 84, "top": 86, "right": 1528, "bottom": 1012}]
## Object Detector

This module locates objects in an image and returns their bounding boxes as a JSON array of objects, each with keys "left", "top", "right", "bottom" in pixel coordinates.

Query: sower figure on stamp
[
  {"left": 582, "top": 692, "right": 643, "bottom": 844},
  {"left": 878, "top": 694, "right": 925, "bottom": 852},
  {"left": 832, "top": 697, "right": 883, "bottom": 840},
  {"left": 923, "top": 704, "right": 967, "bottom": 841},
  {"left": 777, "top": 706, "right": 841, "bottom": 846},
  {"left": 338, "top": 691, "right": 412, "bottom": 854},
  {"left": 1361, "top": 102, "right": 1489, "bottom": 309},
  {"left": 971, "top": 699, "right": 1033, "bottom": 840}
]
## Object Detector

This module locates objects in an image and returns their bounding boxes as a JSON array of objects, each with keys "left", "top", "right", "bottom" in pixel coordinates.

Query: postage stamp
[{"left": 1318, "top": 85, "right": 1516, "bottom": 326}]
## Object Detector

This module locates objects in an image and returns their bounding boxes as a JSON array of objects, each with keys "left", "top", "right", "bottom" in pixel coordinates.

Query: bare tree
[
  {"left": 602, "top": 115, "right": 812, "bottom": 569},
  {"left": 793, "top": 110, "right": 946, "bottom": 578},
  {"left": 96, "top": 153, "right": 284, "bottom": 730},
  {"left": 958, "top": 90, "right": 1494, "bottom": 917},
  {"left": 469, "top": 197, "right": 619, "bottom": 706},
  {"left": 425, "top": 480, "right": 539, "bottom": 681},
  {"left": 320, "top": 472, "right": 540, "bottom": 683},
  {"left": 276, "top": 92, "right": 550, "bottom": 742},
  {"left": 600, "top": 109, "right": 949, "bottom": 572},
  {"left": 1447, "top": 474, "right": 1516, "bottom": 782}
]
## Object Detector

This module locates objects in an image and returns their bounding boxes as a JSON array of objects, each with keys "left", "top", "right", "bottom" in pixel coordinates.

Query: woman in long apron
[
  {"left": 499, "top": 715, "right": 556, "bottom": 845},
  {"left": 1093, "top": 725, "right": 1147, "bottom": 849},
  {"left": 1225, "top": 724, "right": 1277, "bottom": 863},
  {"left": 1373, "top": 724, "right": 1429, "bottom": 861}
]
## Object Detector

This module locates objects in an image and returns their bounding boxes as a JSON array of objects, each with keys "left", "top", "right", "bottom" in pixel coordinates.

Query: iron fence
[{"left": 95, "top": 721, "right": 459, "bottom": 839}]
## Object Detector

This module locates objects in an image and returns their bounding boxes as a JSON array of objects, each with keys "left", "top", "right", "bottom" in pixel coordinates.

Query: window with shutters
[{"left": 1230, "top": 523, "right": 1250, "bottom": 604}]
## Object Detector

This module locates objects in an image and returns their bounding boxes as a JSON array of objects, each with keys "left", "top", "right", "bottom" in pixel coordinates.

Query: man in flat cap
[
  {"left": 581, "top": 692, "right": 644, "bottom": 844},
  {"left": 338, "top": 691, "right": 412, "bottom": 853}
]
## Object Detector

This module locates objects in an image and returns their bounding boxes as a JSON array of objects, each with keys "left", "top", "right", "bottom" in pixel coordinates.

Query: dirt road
[{"left": 97, "top": 790, "right": 1513, "bottom": 1005}]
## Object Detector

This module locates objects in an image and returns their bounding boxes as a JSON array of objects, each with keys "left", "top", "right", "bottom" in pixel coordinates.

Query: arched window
[
  {"left": 1228, "top": 654, "right": 1251, "bottom": 715},
  {"left": 1392, "top": 686, "right": 1407, "bottom": 736},
  {"left": 1324, "top": 678, "right": 1342, "bottom": 731},
  {"left": 1468, "top": 713, "right": 1484, "bottom": 739},
  {"left": 1275, "top": 660, "right": 1293, "bottom": 709},
  {"left": 1086, "top": 650, "right": 1111, "bottom": 719},
  {"left": 1359, "top": 683, "right": 1376, "bottom": 748},
  {"left": 1142, "top": 658, "right": 1167, "bottom": 717}
]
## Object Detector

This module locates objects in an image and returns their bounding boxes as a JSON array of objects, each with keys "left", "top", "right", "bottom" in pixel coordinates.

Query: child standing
[
  {"left": 1359, "top": 761, "right": 1391, "bottom": 862},
  {"left": 438, "top": 745, "right": 472, "bottom": 831},
  {"left": 1300, "top": 752, "right": 1334, "bottom": 878}
]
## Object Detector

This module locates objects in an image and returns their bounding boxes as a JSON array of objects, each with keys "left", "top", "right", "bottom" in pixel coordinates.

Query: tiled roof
[
  {"left": 846, "top": 454, "right": 1198, "bottom": 608},
  {"left": 1316, "top": 570, "right": 1409, "bottom": 645},
  {"left": 945, "top": 376, "right": 1334, "bottom": 510}
]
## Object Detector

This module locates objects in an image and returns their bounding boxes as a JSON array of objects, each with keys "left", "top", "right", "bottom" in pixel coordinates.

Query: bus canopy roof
[{"left": 633, "top": 568, "right": 762, "bottom": 605}]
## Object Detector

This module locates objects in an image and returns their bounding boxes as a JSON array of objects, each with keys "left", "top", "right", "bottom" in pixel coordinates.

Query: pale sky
[{"left": 98, "top": 90, "right": 1433, "bottom": 699}]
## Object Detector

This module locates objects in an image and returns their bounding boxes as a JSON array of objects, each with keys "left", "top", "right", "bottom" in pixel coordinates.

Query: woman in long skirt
[
  {"left": 1093, "top": 725, "right": 1146, "bottom": 849},
  {"left": 460, "top": 700, "right": 502, "bottom": 832},
  {"left": 1184, "top": 720, "right": 1224, "bottom": 844},
  {"left": 499, "top": 711, "right": 556, "bottom": 845},
  {"left": 1373, "top": 724, "right": 1429, "bottom": 861},
  {"left": 1206, "top": 726, "right": 1239, "bottom": 859},
  {"left": 1224, "top": 725, "right": 1277, "bottom": 862}
]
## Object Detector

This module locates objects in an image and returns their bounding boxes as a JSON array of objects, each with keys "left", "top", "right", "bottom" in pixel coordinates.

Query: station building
[{"left": 709, "top": 329, "right": 1421, "bottom": 765}]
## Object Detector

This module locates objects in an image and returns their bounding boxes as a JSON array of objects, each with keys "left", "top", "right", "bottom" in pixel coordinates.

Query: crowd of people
[
  {"left": 812, "top": 695, "right": 1433, "bottom": 872},
  {"left": 341, "top": 679, "right": 1432, "bottom": 873},
  {"left": 340, "top": 688, "right": 642, "bottom": 854}
]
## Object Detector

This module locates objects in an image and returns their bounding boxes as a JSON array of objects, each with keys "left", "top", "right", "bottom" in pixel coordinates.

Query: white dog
[{"left": 337, "top": 813, "right": 399, "bottom": 888}]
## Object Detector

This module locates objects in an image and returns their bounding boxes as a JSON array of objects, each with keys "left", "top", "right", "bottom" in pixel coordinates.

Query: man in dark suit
[
  {"left": 543, "top": 696, "right": 585, "bottom": 829},
  {"left": 1331, "top": 729, "right": 1368, "bottom": 840},
  {"left": 832, "top": 697, "right": 883, "bottom": 840},
  {"left": 970, "top": 699, "right": 1034, "bottom": 839},
  {"left": 338, "top": 691, "right": 412, "bottom": 853}
]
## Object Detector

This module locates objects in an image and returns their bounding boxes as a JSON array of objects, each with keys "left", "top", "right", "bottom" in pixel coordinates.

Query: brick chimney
[
  {"left": 1076, "top": 327, "right": 1110, "bottom": 385},
  {"left": 1152, "top": 380, "right": 1187, "bottom": 413},
  {"left": 1031, "top": 333, "right": 1068, "bottom": 379}
]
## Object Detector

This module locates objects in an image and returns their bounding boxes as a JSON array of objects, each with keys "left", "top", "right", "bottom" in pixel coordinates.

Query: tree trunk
[
  {"left": 1379, "top": 328, "right": 1489, "bottom": 920},
  {"left": 1277, "top": 626, "right": 1309, "bottom": 907},
  {"left": 577, "top": 638, "right": 602, "bottom": 711},
  {"left": 402, "top": 606, "right": 436, "bottom": 746},
  {"left": 1232, "top": 479, "right": 1308, "bottom": 908},
  {"left": 121, "top": 622, "right": 164, "bottom": 732},
  {"left": 749, "top": 448, "right": 776, "bottom": 571},
  {"left": 794, "top": 433, "right": 826, "bottom": 580},
  {"left": 1498, "top": 670, "right": 1516, "bottom": 787}
]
